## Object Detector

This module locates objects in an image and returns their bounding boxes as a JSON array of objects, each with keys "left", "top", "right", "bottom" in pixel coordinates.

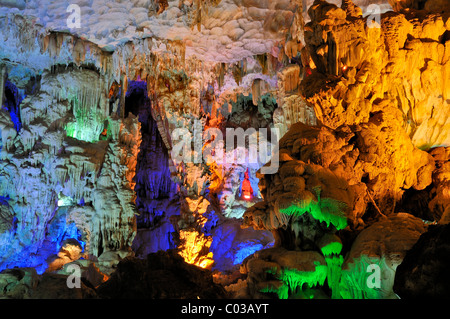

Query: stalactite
[
  {"left": 256, "top": 54, "right": 269, "bottom": 75},
  {"left": 291, "top": 0, "right": 306, "bottom": 47},
  {"left": 231, "top": 62, "right": 243, "bottom": 85}
]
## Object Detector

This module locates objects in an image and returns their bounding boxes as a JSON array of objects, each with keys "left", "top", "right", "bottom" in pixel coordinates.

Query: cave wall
[
  {"left": 0, "top": 66, "right": 140, "bottom": 273},
  {"left": 241, "top": 0, "right": 450, "bottom": 299}
]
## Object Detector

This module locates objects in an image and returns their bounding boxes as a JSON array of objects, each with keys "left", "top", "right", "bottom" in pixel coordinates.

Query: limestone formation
[
  {"left": 302, "top": 0, "right": 450, "bottom": 150},
  {"left": 340, "top": 213, "right": 427, "bottom": 299},
  {"left": 96, "top": 250, "right": 228, "bottom": 299}
]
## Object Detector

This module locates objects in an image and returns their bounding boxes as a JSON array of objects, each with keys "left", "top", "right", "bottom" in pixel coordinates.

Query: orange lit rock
[
  {"left": 302, "top": 2, "right": 450, "bottom": 150},
  {"left": 178, "top": 229, "right": 214, "bottom": 269},
  {"left": 429, "top": 147, "right": 450, "bottom": 222},
  {"left": 46, "top": 239, "right": 83, "bottom": 273},
  {"left": 245, "top": 110, "right": 435, "bottom": 235}
]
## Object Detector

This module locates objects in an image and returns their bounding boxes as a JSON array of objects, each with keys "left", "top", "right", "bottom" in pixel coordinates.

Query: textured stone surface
[
  {"left": 302, "top": 1, "right": 450, "bottom": 150},
  {"left": 393, "top": 223, "right": 450, "bottom": 298},
  {"left": 240, "top": 247, "right": 328, "bottom": 299},
  {"left": 0, "top": 0, "right": 447, "bottom": 300},
  {"left": 29, "top": 273, "right": 98, "bottom": 299},
  {"left": 429, "top": 147, "right": 450, "bottom": 223},
  {"left": 0, "top": 67, "right": 141, "bottom": 272},
  {"left": 340, "top": 213, "right": 426, "bottom": 299},
  {"left": 96, "top": 250, "right": 228, "bottom": 299},
  {"left": 244, "top": 119, "right": 435, "bottom": 233},
  {"left": 0, "top": 267, "right": 38, "bottom": 299}
]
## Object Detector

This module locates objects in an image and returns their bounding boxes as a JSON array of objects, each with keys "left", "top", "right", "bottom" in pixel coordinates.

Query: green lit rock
[
  {"left": 242, "top": 247, "right": 329, "bottom": 299},
  {"left": 325, "top": 254, "right": 344, "bottom": 299},
  {"left": 66, "top": 107, "right": 106, "bottom": 143},
  {"left": 339, "top": 255, "right": 388, "bottom": 299},
  {"left": 320, "top": 240, "right": 343, "bottom": 256},
  {"left": 259, "top": 280, "right": 289, "bottom": 299},
  {"left": 339, "top": 213, "right": 427, "bottom": 299}
]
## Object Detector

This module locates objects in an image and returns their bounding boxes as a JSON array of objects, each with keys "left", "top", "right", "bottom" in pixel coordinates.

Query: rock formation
[
  {"left": 302, "top": 0, "right": 450, "bottom": 150},
  {"left": 393, "top": 223, "right": 450, "bottom": 298},
  {"left": 96, "top": 250, "right": 228, "bottom": 299}
]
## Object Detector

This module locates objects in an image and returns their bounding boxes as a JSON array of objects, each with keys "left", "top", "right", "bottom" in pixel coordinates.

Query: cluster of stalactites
[{"left": 0, "top": 13, "right": 114, "bottom": 79}]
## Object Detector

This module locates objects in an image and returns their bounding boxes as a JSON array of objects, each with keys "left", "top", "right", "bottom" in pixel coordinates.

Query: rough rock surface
[
  {"left": 0, "top": 0, "right": 302, "bottom": 63},
  {"left": 0, "top": 67, "right": 141, "bottom": 273},
  {"left": 240, "top": 247, "right": 329, "bottom": 299},
  {"left": 244, "top": 119, "right": 434, "bottom": 233},
  {"left": 429, "top": 147, "right": 450, "bottom": 223},
  {"left": 55, "top": 259, "right": 109, "bottom": 288},
  {"left": 302, "top": 0, "right": 450, "bottom": 150},
  {"left": 28, "top": 273, "right": 98, "bottom": 299},
  {"left": 393, "top": 223, "right": 450, "bottom": 298},
  {"left": 0, "top": 267, "right": 38, "bottom": 299},
  {"left": 96, "top": 250, "right": 228, "bottom": 299},
  {"left": 0, "top": 0, "right": 447, "bottom": 300},
  {"left": 388, "top": 0, "right": 450, "bottom": 12},
  {"left": 340, "top": 213, "right": 426, "bottom": 299}
]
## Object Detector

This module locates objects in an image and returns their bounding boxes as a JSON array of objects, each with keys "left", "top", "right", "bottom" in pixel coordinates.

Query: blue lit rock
[{"left": 0, "top": 68, "right": 141, "bottom": 273}]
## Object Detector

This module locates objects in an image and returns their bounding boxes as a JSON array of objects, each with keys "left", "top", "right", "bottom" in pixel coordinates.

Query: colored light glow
[
  {"left": 178, "top": 230, "right": 214, "bottom": 269},
  {"left": 233, "top": 243, "right": 263, "bottom": 265},
  {"left": 342, "top": 65, "right": 348, "bottom": 72},
  {"left": 260, "top": 282, "right": 289, "bottom": 300},
  {"left": 339, "top": 256, "right": 385, "bottom": 299},
  {"left": 65, "top": 106, "right": 105, "bottom": 143},
  {"left": 305, "top": 67, "right": 312, "bottom": 77},
  {"left": 60, "top": 222, "right": 86, "bottom": 252},
  {"left": 262, "top": 262, "right": 328, "bottom": 299},
  {"left": 278, "top": 189, "right": 348, "bottom": 230},
  {"left": 0, "top": 195, "right": 10, "bottom": 205},
  {"left": 240, "top": 168, "right": 255, "bottom": 200},
  {"left": 321, "top": 241, "right": 343, "bottom": 256},
  {"left": 9, "top": 110, "right": 22, "bottom": 132},
  {"left": 325, "top": 254, "right": 344, "bottom": 299}
]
